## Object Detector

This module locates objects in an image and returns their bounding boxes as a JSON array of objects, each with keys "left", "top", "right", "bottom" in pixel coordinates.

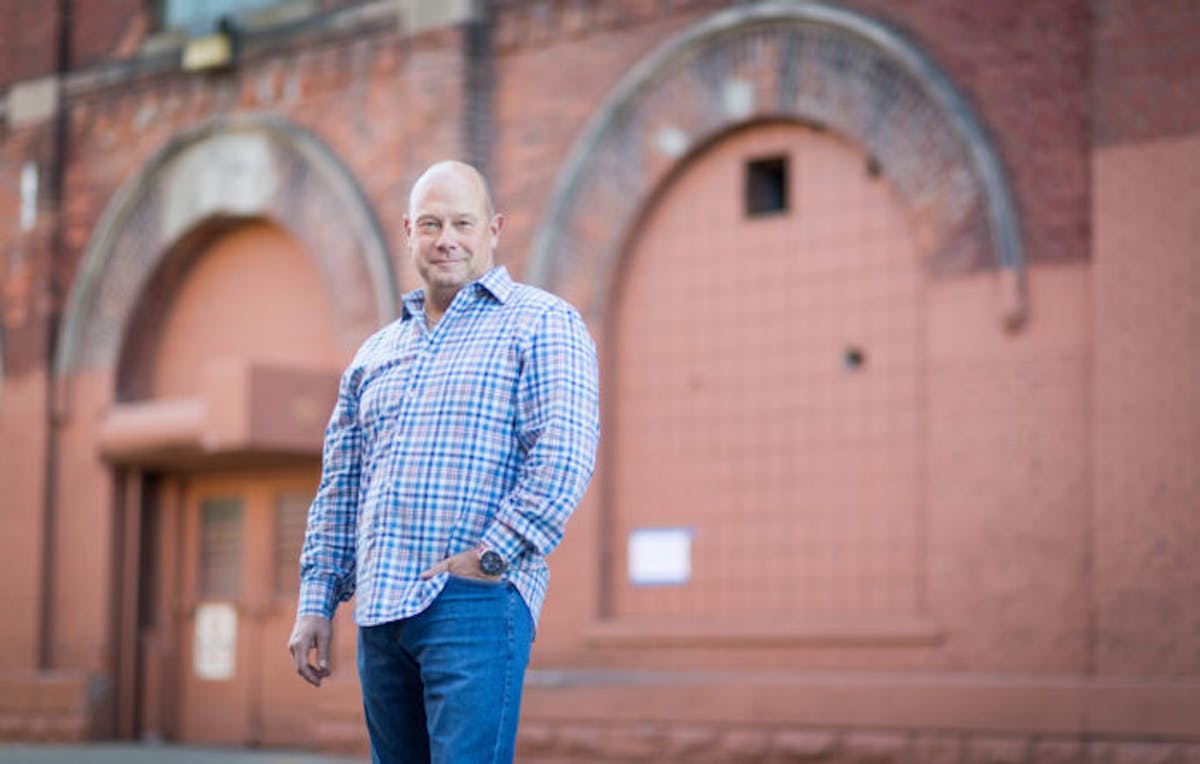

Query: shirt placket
[
  {"left": 394, "top": 313, "right": 435, "bottom": 437},
  {"left": 403, "top": 285, "right": 480, "bottom": 403},
  {"left": 385, "top": 291, "right": 477, "bottom": 574}
]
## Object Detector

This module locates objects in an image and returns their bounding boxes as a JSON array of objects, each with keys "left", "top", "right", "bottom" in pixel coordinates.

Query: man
[{"left": 288, "top": 160, "right": 600, "bottom": 763}]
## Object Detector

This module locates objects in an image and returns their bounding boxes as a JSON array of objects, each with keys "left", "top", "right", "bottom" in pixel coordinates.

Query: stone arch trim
[
  {"left": 528, "top": 1, "right": 1025, "bottom": 325},
  {"left": 54, "top": 113, "right": 397, "bottom": 386}
]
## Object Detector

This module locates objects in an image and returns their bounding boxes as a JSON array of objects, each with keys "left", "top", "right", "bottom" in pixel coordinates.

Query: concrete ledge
[
  {"left": 522, "top": 670, "right": 1200, "bottom": 740},
  {"left": 99, "top": 361, "right": 337, "bottom": 465},
  {"left": 586, "top": 615, "right": 944, "bottom": 647}
]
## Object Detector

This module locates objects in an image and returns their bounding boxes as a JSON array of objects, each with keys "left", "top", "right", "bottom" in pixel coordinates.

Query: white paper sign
[
  {"left": 628, "top": 527, "right": 693, "bottom": 586},
  {"left": 193, "top": 602, "right": 238, "bottom": 681}
]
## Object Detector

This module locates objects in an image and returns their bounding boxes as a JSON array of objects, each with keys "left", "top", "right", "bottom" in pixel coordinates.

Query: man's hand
[
  {"left": 420, "top": 549, "right": 500, "bottom": 581},
  {"left": 288, "top": 614, "right": 333, "bottom": 687}
]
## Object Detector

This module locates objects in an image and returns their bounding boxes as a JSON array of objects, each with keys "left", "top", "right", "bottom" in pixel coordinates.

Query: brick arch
[
  {"left": 528, "top": 1, "right": 1025, "bottom": 327},
  {"left": 54, "top": 114, "right": 396, "bottom": 390}
]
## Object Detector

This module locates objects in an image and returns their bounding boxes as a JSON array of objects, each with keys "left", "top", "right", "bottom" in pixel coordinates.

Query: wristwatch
[{"left": 475, "top": 543, "right": 507, "bottom": 577}]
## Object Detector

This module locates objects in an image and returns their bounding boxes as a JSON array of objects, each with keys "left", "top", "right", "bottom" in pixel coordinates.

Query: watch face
[{"left": 480, "top": 550, "right": 506, "bottom": 576}]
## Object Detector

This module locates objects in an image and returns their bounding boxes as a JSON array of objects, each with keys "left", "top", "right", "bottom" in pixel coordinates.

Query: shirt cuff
[
  {"left": 298, "top": 578, "right": 342, "bottom": 620},
  {"left": 480, "top": 520, "right": 529, "bottom": 565}
]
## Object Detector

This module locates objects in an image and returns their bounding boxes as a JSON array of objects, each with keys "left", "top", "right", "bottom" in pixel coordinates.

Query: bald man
[{"left": 289, "top": 161, "right": 600, "bottom": 763}]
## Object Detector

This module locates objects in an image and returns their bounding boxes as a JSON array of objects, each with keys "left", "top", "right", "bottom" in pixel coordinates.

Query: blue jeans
[{"left": 357, "top": 576, "right": 533, "bottom": 764}]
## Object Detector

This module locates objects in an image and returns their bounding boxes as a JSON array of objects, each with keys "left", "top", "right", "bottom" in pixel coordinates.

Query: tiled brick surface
[
  {"left": 146, "top": 221, "right": 340, "bottom": 399},
  {"left": 611, "top": 123, "right": 923, "bottom": 622},
  {"left": 1092, "top": 133, "right": 1200, "bottom": 676},
  {"left": 0, "top": 372, "right": 48, "bottom": 673}
]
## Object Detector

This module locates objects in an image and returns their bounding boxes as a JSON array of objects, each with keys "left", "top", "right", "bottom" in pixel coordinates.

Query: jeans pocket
[{"left": 447, "top": 573, "right": 507, "bottom": 588}]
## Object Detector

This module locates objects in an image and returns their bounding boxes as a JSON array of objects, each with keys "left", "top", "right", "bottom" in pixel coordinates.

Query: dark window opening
[
  {"left": 745, "top": 156, "right": 789, "bottom": 217},
  {"left": 199, "top": 497, "right": 243, "bottom": 600}
]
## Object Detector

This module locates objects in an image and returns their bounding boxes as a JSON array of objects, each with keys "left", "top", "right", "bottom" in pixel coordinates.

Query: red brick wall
[
  {"left": 491, "top": 0, "right": 725, "bottom": 277},
  {"left": 0, "top": 1, "right": 60, "bottom": 88},
  {"left": 54, "top": 15, "right": 495, "bottom": 312},
  {"left": 1089, "top": 0, "right": 1200, "bottom": 679},
  {"left": 58, "top": 22, "right": 410, "bottom": 317},
  {"left": 1089, "top": 0, "right": 1200, "bottom": 676},
  {"left": 1, "top": 125, "right": 58, "bottom": 375},
  {"left": 850, "top": 0, "right": 1092, "bottom": 267},
  {"left": 1092, "top": 133, "right": 1200, "bottom": 679},
  {"left": 0, "top": 371, "right": 47, "bottom": 673},
  {"left": 0, "top": 94, "right": 58, "bottom": 702},
  {"left": 489, "top": 0, "right": 1091, "bottom": 278},
  {"left": 69, "top": 0, "right": 149, "bottom": 69},
  {"left": 1092, "top": 0, "right": 1200, "bottom": 146},
  {"left": 0, "top": 113, "right": 58, "bottom": 680},
  {"left": 35, "top": 0, "right": 1095, "bottom": 357}
]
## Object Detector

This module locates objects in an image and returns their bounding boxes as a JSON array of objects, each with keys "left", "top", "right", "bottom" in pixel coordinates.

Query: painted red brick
[
  {"left": 0, "top": 1, "right": 60, "bottom": 88},
  {"left": 1092, "top": 0, "right": 1200, "bottom": 145}
]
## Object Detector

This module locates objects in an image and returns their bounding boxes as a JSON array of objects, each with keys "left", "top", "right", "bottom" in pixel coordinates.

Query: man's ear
[
  {"left": 490, "top": 213, "right": 504, "bottom": 246},
  {"left": 402, "top": 214, "right": 412, "bottom": 238}
]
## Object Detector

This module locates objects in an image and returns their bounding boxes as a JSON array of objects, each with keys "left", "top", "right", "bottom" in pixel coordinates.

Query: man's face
[{"left": 404, "top": 169, "right": 501, "bottom": 297}]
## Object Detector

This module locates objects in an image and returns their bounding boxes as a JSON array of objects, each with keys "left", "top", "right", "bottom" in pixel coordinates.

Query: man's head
[{"left": 403, "top": 161, "right": 502, "bottom": 306}]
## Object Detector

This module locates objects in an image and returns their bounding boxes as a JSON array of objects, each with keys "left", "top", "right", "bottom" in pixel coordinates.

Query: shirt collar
[
  {"left": 476, "top": 264, "right": 514, "bottom": 303},
  {"left": 401, "top": 265, "right": 513, "bottom": 320}
]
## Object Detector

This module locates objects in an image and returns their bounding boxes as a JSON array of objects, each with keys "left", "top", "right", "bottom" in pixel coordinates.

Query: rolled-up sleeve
[{"left": 481, "top": 304, "right": 601, "bottom": 564}]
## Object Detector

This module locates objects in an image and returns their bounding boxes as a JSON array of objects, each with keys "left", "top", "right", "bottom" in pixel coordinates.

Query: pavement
[{"left": 0, "top": 744, "right": 365, "bottom": 764}]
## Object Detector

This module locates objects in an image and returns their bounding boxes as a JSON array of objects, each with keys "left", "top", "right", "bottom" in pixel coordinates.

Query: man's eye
[
  {"left": 419, "top": 221, "right": 440, "bottom": 232},
  {"left": 455, "top": 220, "right": 473, "bottom": 230}
]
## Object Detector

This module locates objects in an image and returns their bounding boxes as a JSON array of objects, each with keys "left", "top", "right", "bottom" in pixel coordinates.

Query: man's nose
[{"left": 435, "top": 228, "right": 457, "bottom": 251}]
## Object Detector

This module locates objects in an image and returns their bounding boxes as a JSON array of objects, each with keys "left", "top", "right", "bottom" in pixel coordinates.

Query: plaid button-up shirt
[{"left": 298, "top": 266, "right": 600, "bottom": 628}]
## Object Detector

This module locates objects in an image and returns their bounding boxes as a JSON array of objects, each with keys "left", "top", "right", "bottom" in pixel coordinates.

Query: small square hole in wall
[{"left": 745, "top": 156, "right": 789, "bottom": 217}]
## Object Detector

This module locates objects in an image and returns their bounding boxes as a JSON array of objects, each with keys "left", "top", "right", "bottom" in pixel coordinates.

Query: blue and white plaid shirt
[{"left": 298, "top": 266, "right": 600, "bottom": 629}]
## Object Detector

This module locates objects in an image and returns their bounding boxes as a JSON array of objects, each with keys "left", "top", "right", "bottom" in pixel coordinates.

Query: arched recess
[
  {"left": 54, "top": 114, "right": 396, "bottom": 405},
  {"left": 115, "top": 216, "right": 343, "bottom": 402},
  {"left": 604, "top": 120, "right": 935, "bottom": 636},
  {"left": 528, "top": 1, "right": 1025, "bottom": 327}
]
